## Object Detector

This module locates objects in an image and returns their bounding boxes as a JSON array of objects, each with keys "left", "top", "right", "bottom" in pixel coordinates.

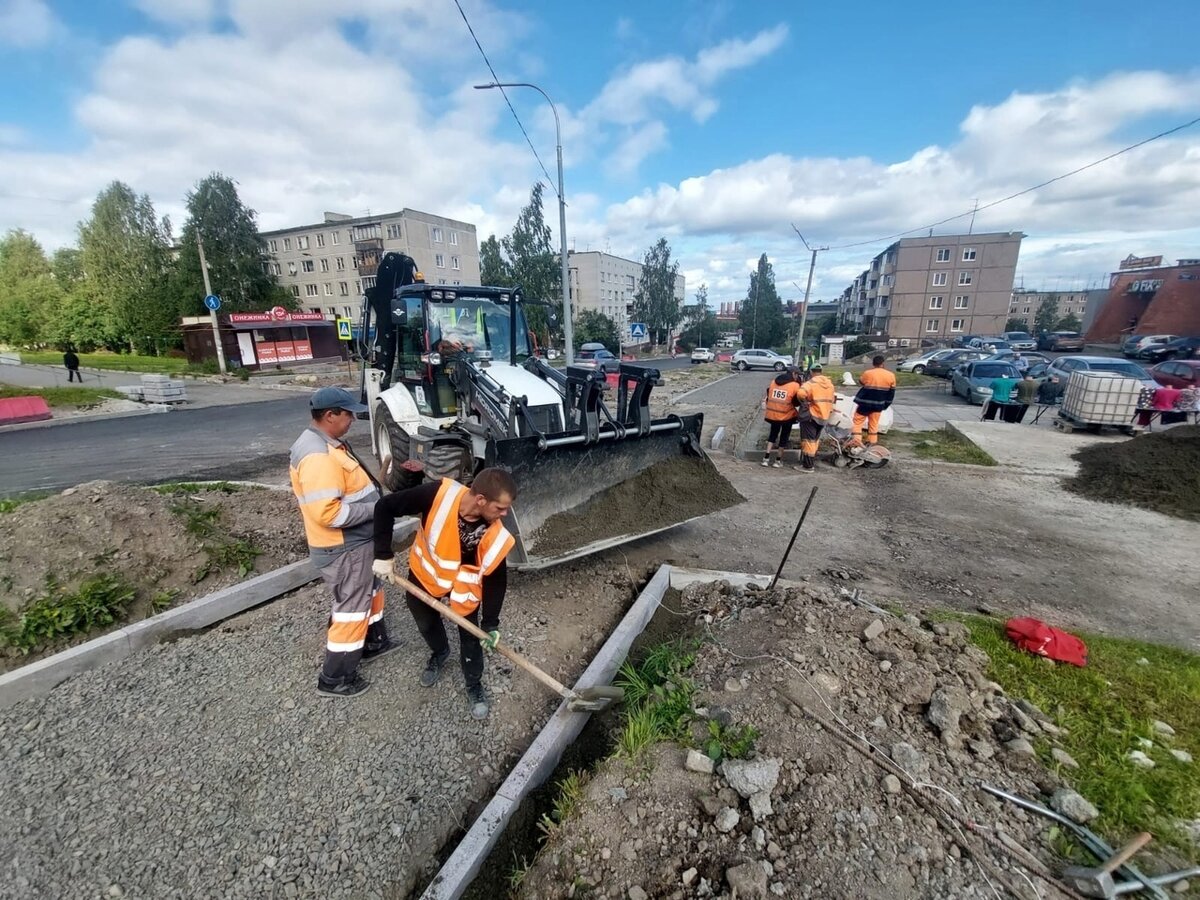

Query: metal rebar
[{"left": 768, "top": 485, "right": 817, "bottom": 591}]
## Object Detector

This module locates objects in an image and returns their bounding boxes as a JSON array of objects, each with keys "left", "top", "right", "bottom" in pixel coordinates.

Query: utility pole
[
  {"left": 790, "top": 225, "right": 828, "bottom": 366},
  {"left": 196, "top": 234, "right": 227, "bottom": 374}
]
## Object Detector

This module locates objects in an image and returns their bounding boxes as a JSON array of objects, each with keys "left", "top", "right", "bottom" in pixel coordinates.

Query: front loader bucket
[{"left": 490, "top": 413, "right": 744, "bottom": 570}]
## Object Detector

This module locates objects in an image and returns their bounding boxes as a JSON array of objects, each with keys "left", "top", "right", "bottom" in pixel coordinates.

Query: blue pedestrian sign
[
  {"left": 204, "top": 294, "right": 221, "bottom": 311},
  {"left": 629, "top": 322, "right": 647, "bottom": 339}
]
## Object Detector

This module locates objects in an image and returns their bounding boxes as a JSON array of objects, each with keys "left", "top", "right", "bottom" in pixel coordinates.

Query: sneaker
[
  {"left": 760, "top": 458, "right": 770, "bottom": 467},
  {"left": 361, "top": 637, "right": 401, "bottom": 664},
  {"left": 771, "top": 460, "right": 783, "bottom": 468},
  {"left": 316, "top": 673, "right": 371, "bottom": 699},
  {"left": 419, "top": 651, "right": 451, "bottom": 688},
  {"left": 467, "top": 683, "right": 489, "bottom": 720}
]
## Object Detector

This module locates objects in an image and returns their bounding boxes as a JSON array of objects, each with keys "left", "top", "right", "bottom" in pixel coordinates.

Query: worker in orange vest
[
  {"left": 794, "top": 364, "right": 837, "bottom": 472},
  {"left": 853, "top": 355, "right": 897, "bottom": 445},
  {"left": 760, "top": 369, "right": 804, "bottom": 468},
  {"left": 372, "top": 468, "right": 518, "bottom": 720}
]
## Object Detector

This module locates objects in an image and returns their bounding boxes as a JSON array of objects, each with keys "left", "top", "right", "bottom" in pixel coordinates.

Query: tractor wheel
[
  {"left": 374, "top": 404, "right": 423, "bottom": 492},
  {"left": 424, "top": 440, "right": 473, "bottom": 484}
]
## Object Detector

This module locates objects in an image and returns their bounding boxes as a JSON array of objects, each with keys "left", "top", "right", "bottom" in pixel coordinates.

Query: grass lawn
[
  {"left": 820, "top": 367, "right": 936, "bottom": 389},
  {"left": 951, "top": 614, "right": 1200, "bottom": 856},
  {"left": 0, "top": 385, "right": 122, "bottom": 408},
  {"left": 889, "top": 429, "right": 997, "bottom": 465},
  {"left": 18, "top": 351, "right": 191, "bottom": 374}
]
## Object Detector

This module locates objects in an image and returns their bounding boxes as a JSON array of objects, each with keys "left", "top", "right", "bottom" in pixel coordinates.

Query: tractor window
[
  {"left": 394, "top": 296, "right": 427, "bottom": 383},
  {"left": 427, "top": 297, "right": 531, "bottom": 362}
]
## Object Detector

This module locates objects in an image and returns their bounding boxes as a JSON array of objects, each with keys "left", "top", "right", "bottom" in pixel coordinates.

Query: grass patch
[
  {"left": 0, "top": 385, "right": 122, "bottom": 408},
  {"left": 152, "top": 481, "right": 244, "bottom": 495},
  {"left": 894, "top": 429, "right": 997, "bottom": 466},
  {"left": 816, "top": 367, "right": 935, "bottom": 389},
  {"left": 0, "top": 493, "right": 52, "bottom": 514},
  {"left": 952, "top": 614, "right": 1200, "bottom": 855},
  {"left": 0, "top": 573, "right": 137, "bottom": 654},
  {"left": 614, "top": 638, "right": 700, "bottom": 759},
  {"left": 536, "top": 770, "right": 587, "bottom": 839},
  {"left": 170, "top": 496, "right": 260, "bottom": 581},
  {"left": 702, "top": 720, "right": 760, "bottom": 764},
  {"left": 18, "top": 351, "right": 190, "bottom": 374}
]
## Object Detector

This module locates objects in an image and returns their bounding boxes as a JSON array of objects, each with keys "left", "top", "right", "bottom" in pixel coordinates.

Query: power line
[
  {"left": 451, "top": 0, "right": 560, "bottom": 200},
  {"left": 826, "top": 114, "right": 1200, "bottom": 251}
]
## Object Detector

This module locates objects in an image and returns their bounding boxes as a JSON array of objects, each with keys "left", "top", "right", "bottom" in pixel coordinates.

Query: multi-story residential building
[
  {"left": 1007, "top": 289, "right": 1105, "bottom": 330},
  {"left": 566, "top": 251, "right": 685, "bottom": 346},
  {"left": 260, "top": 209, "right": 481, "bottom": 320},
  {"left": 837, "top": 232, "right": 1024, "bottom": 346}
]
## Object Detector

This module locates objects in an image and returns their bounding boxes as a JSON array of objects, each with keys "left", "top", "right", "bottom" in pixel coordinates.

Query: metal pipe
[{"left": 539, "top": 419, "right": 682, "bottom": 449}]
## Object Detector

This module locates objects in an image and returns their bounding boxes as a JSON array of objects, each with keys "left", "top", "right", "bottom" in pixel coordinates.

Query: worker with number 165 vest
[{"left": 760, "top": 369, "right": 803, "bottom": 468}]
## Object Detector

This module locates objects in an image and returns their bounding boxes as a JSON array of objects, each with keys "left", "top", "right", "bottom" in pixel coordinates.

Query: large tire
[
  {"left": 735, "top": 361, "right": 748, "bottom": 371},
  {"left": 374, "top": 404, "right": 423, "bottom": 491},
  {"left": 912, "top": 364, "right": 925, "bottom": 374},
  {"left": 423, "top": 439, "right": 473, "bottom": 484}
]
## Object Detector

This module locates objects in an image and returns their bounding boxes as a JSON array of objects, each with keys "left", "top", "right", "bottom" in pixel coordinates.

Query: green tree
[
  {"left": 1056, "top": 312, "right": 1082, "bottom": 331},
  {"left": 502, "top": 183, "right": 561, "bottom": 346},
  {"left": 479, "top": 234, "right": 512, "bottom": 286},
  {"left": 1005, "top": 317, "right": 1029, "bottom": 332},
  {"left": 0, "top": 230, "right": 57, "bottom": 347},
  {"left": 737, "top": 254, "right": 786, "bottom": 348},
  {"left": 631, "top": 237, "right": 681, "bottom": 346},
  {"left": 174, "top": 173, "right": 286, "bottom": 316},
  {"left": 1033, "top": 295, "right": 1060, "bottom": 334},
  {"left": 574, "top": 310, "right": 620, "bottom": 350}
]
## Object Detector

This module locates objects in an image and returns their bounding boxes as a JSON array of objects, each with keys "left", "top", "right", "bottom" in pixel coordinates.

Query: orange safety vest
[
  {"left": 796, "top": 375, "right": 836, "bottom": 422},
  {"left": 409, "top": 478, "right": 515, "bottom": 616},
  {"left": 764, "top": 381, "right": 802, "bottom": 422}
]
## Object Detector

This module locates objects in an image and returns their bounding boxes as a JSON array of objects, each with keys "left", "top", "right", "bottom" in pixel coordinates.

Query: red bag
[{"left": 1005, "top": 617, "right": 1088, "bottom": 667}]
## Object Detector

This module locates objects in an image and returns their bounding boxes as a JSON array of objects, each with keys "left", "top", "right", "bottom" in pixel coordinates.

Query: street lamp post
[{"left": 475, "top": 82, "right": 575, "bottom": 364}]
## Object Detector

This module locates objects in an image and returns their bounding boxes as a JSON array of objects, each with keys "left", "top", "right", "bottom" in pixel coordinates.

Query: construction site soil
[{"left": 1066, "top": 425, "right": 1200, "bottom": 522}]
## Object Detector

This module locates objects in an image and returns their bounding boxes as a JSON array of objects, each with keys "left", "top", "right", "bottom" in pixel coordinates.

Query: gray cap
[
  {"left": 810, "top": 363, "right": 822, "bottom": 371},
  {"left": 310, "top": 386, "right": 368, "bottom": 413}
]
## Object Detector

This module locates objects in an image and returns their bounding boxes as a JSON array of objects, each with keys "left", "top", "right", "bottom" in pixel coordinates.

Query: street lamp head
[{"left": 473, "top": 83, "right": 499, "bottom": 90}]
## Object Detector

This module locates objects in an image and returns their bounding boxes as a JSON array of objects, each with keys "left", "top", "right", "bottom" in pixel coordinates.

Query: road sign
[
  {"left": 336, "top": 317, "right": 353, "bottom": 341},
  {"left": 629, "top": 322, "right": 647, "bottom": 339},
  {"left": 203, "top": 294, "right": 221, "bottom": 311}
]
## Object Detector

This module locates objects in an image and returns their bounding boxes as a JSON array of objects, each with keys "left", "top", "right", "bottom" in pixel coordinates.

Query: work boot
[
  {"left": 771, "top": 460, "right": 783, "bottom": 468},
  {"left": 316, "top": 672, "right": 371, "bottom": 699},
  {"left": 419, "top": 650, "right": 451, "bottom": 687},
  {"left": 467, "top": 683, "right": 489, "bottom": 720},
  {"left": 362, "top": 636, "right": 401, "bottom": 664},
  {"left": 760, "top": 457, "right": 770, "bottom": 467}
]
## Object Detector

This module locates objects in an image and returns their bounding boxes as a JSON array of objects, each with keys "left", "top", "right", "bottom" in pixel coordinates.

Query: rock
[
  {"left": 1128, "top": 750, "right": 1156, "bottom": 769},
  {"left": 707, "top": 706, "right": 733, "bottom": 727},
  {"left": 682, "top": 867, "right": 698, "bottom": 886},
  {"left": 722, "top": 758, "right": 782, "bottom": 799},
  {"left": 1171, "top": 879, "right": 1190, "bottom": 893},
  {"left": 883, "top": 775, "right": 902, "bottom": 794},
  {"left": 714, "top": 807, "right": 740, "bottom": 833},
  {"left": 685, "top": 749, "right": 715, "bottom": 774},
  {"left": 1016, "top": 698, "right": 1045, "bottom": 720},
  {"left": 812, "top": 672, "right": 841, "bottom": 696},
  {"left": 968, "top": 739, "right": 996, "bottom": 760},
  {"left": 1010, "top": 705, "right": 1041, "bottom": 734},
  {"left": 724, "top": 678, "right": 744, "bottom": 693},
  {"left": 927, "top": 686, "right": 968, "bottom": 745},
  {"left": 1004, "top": 738, "right": 1036, "bottom": 757},
  {"left": 748, "top": 791, "right": 772, "bottom": 821},
  {"left": 1152, "top": 720, "right": 1176, "bottom": 737},
  {"left": 1170, "top": 749, "right": 1193, "bottom": 764},
  {"left": 1051, "top": 748, "right": 1079, "bottom": 769},
  {"left": 628, "top": 887, "right": 648, "bottom": 900},
  {"left": 620, "top": 841, "right": 637, "bottom": 861},
  {"left": 1050, "top": 789, "right": 1099, "bottom": 823},
  {"left": 1136, "top": 737, "right": 1154, "bottom": 749},
  {"left": 890, "top": 742, "right": 928, "bottom": 779},
  {"left": 888, "top": 664, "right": 937, "bottom": 706},
  {"left": 609, "top": 787, "right": 628, "bottom": 802},
  {"left": 879, "top": 660, "right": 893, "bottom": 672},
  {"left": 725, "top": 862, "right": 769, "bottom": 900},
  {"left": 1136, "top": 656, "right": 1150, "bottom": 666},
  {"left": 863, "top": 619, "right": 886, "bottom": 641},
  {"left": 698, "top": 794, "right": 724, "bottom": 818},
  {"left": 282, "top": 698, "right": 296, "bottom": 711},
  {"left": 902, "top": 614, "right": 922, "bottom": 628}
]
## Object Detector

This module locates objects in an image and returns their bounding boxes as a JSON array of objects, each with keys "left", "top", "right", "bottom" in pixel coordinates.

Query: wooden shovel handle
[
  {"left": 389, "top": 573, "right": 572, "bottom": 702},
  {"left": 1102, "top": 832, "right": 1153, "bottom": 874}
]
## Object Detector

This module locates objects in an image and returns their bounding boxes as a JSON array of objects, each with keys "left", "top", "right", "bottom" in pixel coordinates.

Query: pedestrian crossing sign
[
  {"left": 629, "top": 322, "right": 647, "bottom": 339},
  {"left": 336, "top": 317, "right": 353, "bottom": 341}
]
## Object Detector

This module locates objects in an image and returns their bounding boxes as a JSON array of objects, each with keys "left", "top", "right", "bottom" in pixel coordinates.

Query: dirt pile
[
  {"left": 516, "top": 580, "right": 1139, "bottom": 900},
  {"left": 1067, "top": 425, "right": 1200, "bottom": 521}
]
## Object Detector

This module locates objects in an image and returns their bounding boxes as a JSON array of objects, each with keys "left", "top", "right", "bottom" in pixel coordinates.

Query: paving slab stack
[{"left": 139, "top": 373, "right": 188, "bottom": 404}]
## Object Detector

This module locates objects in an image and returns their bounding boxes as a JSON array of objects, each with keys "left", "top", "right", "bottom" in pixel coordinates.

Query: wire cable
[{"left": 451, "top": 0, "right": 561, "bottom": 200}]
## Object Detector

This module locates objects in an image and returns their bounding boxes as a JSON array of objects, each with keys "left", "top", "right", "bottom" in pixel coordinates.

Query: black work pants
[
  {"left": 67, "top": 368, "right": 82, "bottom": 383},
  {"left": 406, "top": 587, "right": 485, "bottom": 688}
]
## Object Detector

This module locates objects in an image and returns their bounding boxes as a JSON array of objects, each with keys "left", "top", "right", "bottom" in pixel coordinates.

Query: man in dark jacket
[
  {"left": 852, "top": 356, "right": 896, "bottom": 445},
  {"left": 63, "top": 348, "right": 82, "bottom": 383}
]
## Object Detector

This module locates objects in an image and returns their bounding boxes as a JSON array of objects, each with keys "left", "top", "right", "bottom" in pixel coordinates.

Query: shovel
[{"left": 387, "top": 572, "right": 624, "bottom": 713}]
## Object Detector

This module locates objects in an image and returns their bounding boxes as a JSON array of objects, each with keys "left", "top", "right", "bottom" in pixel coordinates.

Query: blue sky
[{"left": 2, "top": 0, "right": 1200, "bottom": 304}]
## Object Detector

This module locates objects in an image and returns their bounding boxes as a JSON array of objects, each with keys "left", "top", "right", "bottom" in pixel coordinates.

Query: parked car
[
  {"left": 1043, "top": 355, "right": 1156, "bottom": 389},
  {"left": 897, "top": 348, "right": 958, "bottom": 374},
  {"left": 715, "top": 349, "right": 735, "bottom": 363},
  {"left": 985, "top": 350, "right": 1052, "bottom": 368},
  {"left": 1149, "top": 360, "right": 1200, "bottom": 389},
  {"left": 967, "top": 337, "right": 1012, "bottom": 353},
  {"left": 1135, "top": 335, "right": 1186, "bottom": 359},
  {"left": 1124, "top": 334, "right": 1176, "bottom": 358},
  {"left": 953, "top": 334, "right": 983, "bottom": 348},
  {"left": 1120, "top": 334, "right": 1149, "bottom": 355},
  {"left": 1003, "top": 331, "right": 1037, "bottom": 350},
  {"left": 690, "top": 347, "right": 715, "bottom": 363},
  {"left": 576, "top": 345, "right": 620, "bottom": 373},
  {"left": 951, "top": 361, "right": 1022, "bottom": 405},
  {"left": 924, "top": 349, "right": 989, "bottom": 378},
  {"left": 729, "top": 348, "right": 792, "bottom": 371},
  {"left": 1141, "top": 336, "right": 1200, "bottom": 363},
  {"left": 1037, "top": 331, "right": 1085, "bottom": 351}
]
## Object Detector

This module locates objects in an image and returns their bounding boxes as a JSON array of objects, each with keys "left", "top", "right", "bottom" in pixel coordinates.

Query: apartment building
[
  {"left": 837, "top": 232, "right": 1024, "bottom": 346},
  {"left": 260, "top": 209, "right": 481, "bottom": 320},
  {"left": 1008, "top": 289, "right": 1105, "bottom": 330},
  {"left": 566, "top": 251, "right": 685, "bottom": 345}
]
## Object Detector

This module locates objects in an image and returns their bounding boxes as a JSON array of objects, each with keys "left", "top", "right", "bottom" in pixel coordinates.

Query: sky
[{"left": 2, "top": 0, "right": 1200, "bottom": 307}]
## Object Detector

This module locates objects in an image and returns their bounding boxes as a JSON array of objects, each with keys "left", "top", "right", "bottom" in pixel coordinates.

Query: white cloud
[
  {"left": 0, "top": 0, "right": 59, "bottom": 47},
  {"left": 606, "top": 122, "right": 669, "bottom": 177},
  {"left": 131, "top": 0, "right": 219, "bottom": 27}
]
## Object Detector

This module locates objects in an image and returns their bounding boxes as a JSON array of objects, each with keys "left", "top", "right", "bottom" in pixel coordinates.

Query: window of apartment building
[
  {"left": 869, "top": 279, "right": 877, "bottom": 289},
  {"left": 310, "top": 307, "right": 321, "bottom": 315},
  {"left": 438, "top": 278, "right": 447, "bottom": 284},
  {"left": 386, "top": 224, "right": 402, "bottom": 240},
  {"left": 362, "top": 276, "right": 376, "bottom": 289},
  {"left": 336, "top": 257, "right": 345, "bottom": 271},
  {"left": 343, "top": 306, "right": 353, "bottom": 317},
  {"left": 339, "top": 282, "right": 349, "bottom": 296},
  {"left": 452, "top": 280, "right": 461, "bottom": 285},
  {"left": 261, "top": 262, "right": 270, "bottom": 275},
  {"left": 354, "top": 280, "right": 361, "bottom": 294},
  {"left": 305, "top": 284, "right": 319, "bottom": 297},
  {"left": 936, "top": 248, "right": 950, "bottom": 262},
  {"left": 954, "top": 295, "right": 969, "bottom": 309},
  {"left": 331, "top": 231, "right": 340, "bottom": 245},
  {"left": 316, "top": 233, "right": 325, "bottom": 248},
  {"left": 878, "top": 297, "right": 888, "bottom": 308},
  {"left": 435, "top": 253, "right": 445, "bottom": 267},
  {"left": 297, "top": 236, "right": 309, "bottom": 250},
  {"left": 883, "top": 274, "right": 894, "bottom": 287},
  {"left": 951, "top": 319, "right": 965, "bottom": 331},
  {"left": 449, "top": 232, "right": 458, "bottom": 246},
  {"left": 627, "top": 275, "right": 635, "bottom": 288},
  {"left": 926, "top": 319, "right": 940, "bottom": 332},
  {"left": 932, "top": 272, "right": 948, "bottom": 286},
  {"left": 1023, "top": 306, "right": 1031, "bottom": 314},
  {"left": 929, "top": 296, "right": 944, "bottom": 310},
  {"left": 432, "top": 226, "right": 443, "bottom": 242},
  {"left": 352, "top": 224, "right": 381, "bottom": 241},
  {"left": 268, "top": 239, "right": 278, "bottom": 253},
  {"left": 962, "top": 247, "right": 976, "bottom": 261},
  {"left": 272, "top": 263, "right": 282, "bottom": 276},
  {"left": 319, "top": 258, "right": 329, "bottom": 272},
  {"left": 301, "top": 260, "right": 315, "bottom": 273},
  {"left": 451, "top": 255, "right": 460, "bottom": 270},
  {"left": 326, "top": 307, "right": 336, "bottom": 316},
  {"left": 958, "top": 272, "right": 972, "bottom": 285},
  {"left": 283, "top": 237, "right": 292, "bottom": 251},
  {"left": 324, "top": 283, "right": 333, "bottom": 296},
  {"left": 291, "top": 285, "right": 300, "bottom": 297}
]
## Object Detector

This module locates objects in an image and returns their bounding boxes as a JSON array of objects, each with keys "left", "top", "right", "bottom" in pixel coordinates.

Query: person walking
[
  {"left": 1014, "top": 372, "right": 1038, "bottom": 423},
  {"left": 852, "top": 356, "right": 897, "bottom": 445},
  {"left": 794, "top": 363, "right": 836, "bottom": 472},
  {"left": 63, "top": 348, "right": 82, "bottom": 383},
  {"left": 760, "top": 369, "right": 803, "bottom": 468},
  {"left": 290, "top": 387, "right": 395, "bottom": 699},
  {"left": 372, "top": 468, "right": 517, "bottom": 720}
]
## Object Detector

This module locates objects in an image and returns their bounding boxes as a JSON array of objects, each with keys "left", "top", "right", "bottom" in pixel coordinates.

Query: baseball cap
[
  {"left": 810, "top": 363, "right": 823, "bottom": 371},
  {"left": 310, "top": 386, "right": 368, "bottom": 413}
]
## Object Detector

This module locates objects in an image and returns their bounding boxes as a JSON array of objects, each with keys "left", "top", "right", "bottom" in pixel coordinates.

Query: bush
[
  {"left": 1, "top": 574, "right": 137, "bottom": 654},
  {"left": 233, "top": 367, "right": 251, "bottom": 381}
]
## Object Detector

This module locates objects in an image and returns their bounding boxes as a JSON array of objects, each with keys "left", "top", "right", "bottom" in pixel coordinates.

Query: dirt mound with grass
[
  {"left": 1066, "top": 426, "right": 1200, "bottom": 521},
  {"left": 0, "top": 481, "right": 305, "bottom": 668}
]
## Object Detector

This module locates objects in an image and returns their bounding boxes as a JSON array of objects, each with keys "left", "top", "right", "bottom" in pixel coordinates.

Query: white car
[{"left": 690, "top": 347, "right": 714, "bottom": 363}]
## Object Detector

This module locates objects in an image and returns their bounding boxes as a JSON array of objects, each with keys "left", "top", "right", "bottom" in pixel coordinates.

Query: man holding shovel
[{"left": 372, "top": 469, "right": 517, "bottom": 720}]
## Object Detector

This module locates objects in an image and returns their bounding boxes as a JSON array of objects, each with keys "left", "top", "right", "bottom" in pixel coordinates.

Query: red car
[{"left": 1150, "top": 360, "right": 1200, "bottom": 388}]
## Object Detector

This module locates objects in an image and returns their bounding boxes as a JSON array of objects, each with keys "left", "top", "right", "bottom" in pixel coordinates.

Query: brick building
[{"left": 1085, "top": 255, "right": 1200, "bottom": 342}]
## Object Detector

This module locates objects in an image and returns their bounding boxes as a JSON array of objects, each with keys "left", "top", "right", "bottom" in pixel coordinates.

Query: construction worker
[
  {"left": 794, "top": 363, "right": 836, "bottom": 472},
  {"left": 372, "top": 468, "right": 517, "bottom": 720},
  {"left": 760, "top": 368, "right": 803, "bottom": 468},
  {"left": 853, "top": 355, "right": 897, "bottom": 445},
  {"left": 290, "top": 387, "right": 396, "bottom": 699}
]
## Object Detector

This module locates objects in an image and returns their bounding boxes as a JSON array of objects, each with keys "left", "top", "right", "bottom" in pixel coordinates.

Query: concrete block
[{"left": 0, "top": 630, "right": 130, "bottom": 710}]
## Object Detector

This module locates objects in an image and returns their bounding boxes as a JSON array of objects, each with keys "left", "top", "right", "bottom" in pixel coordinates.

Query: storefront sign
[
  {"left": 1119, "top": 254, "right": 1163, "bottom": 270},
  {"left": 1127, "top": 279, "right": 1164, "bottom": 292},
  {"left": 228, "top": 311, "right": 327, "bottom": 324}
]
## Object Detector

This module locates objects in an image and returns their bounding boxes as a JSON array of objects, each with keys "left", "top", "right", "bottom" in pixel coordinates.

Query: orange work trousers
[{"left": 852, "top": 409, "right": 882, "bottom": 444}]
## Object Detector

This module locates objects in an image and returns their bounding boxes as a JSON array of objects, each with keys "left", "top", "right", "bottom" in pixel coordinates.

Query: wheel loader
[{"left": 358, "top": 252, "right": 740, "bottom": 569}]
